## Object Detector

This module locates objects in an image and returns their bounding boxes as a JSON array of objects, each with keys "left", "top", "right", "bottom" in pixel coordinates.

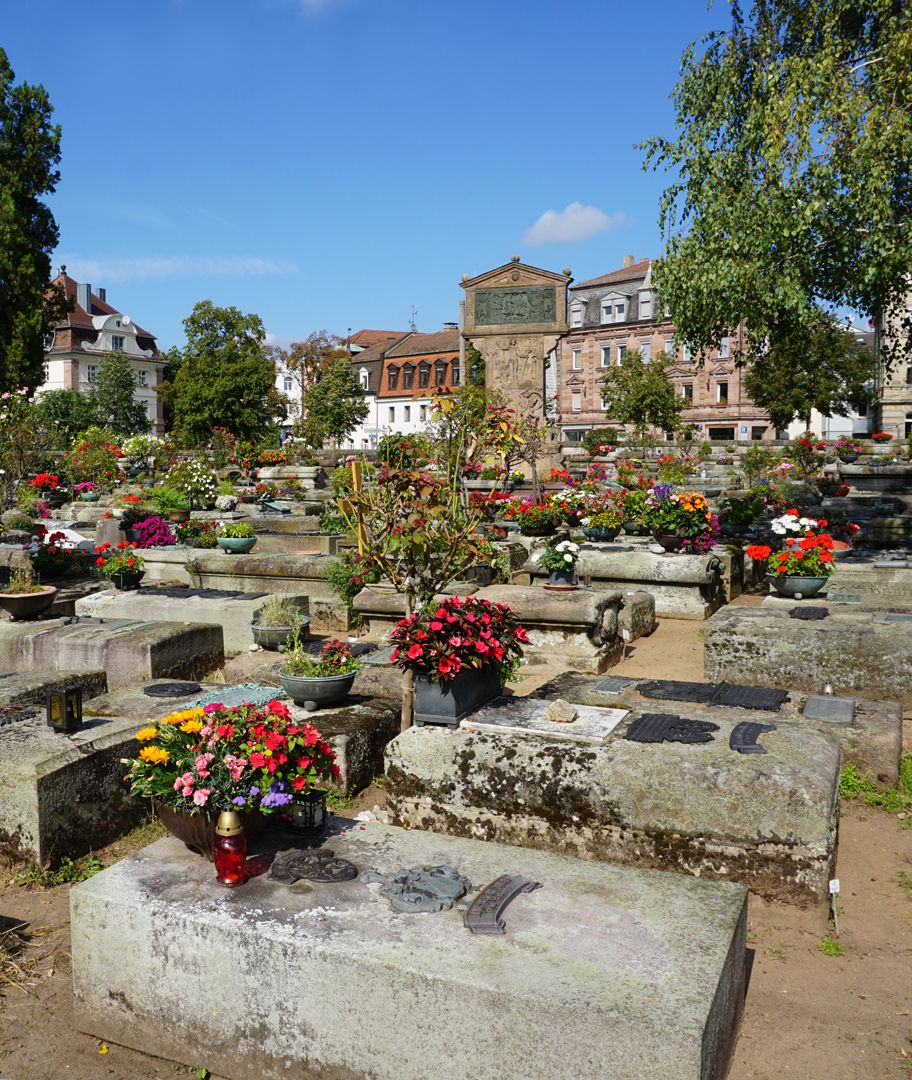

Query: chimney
[
  {"left": 97, "top": 287, "right": 106, "bottom": 302},
  {"left": 623, "top": 255, "right": 635, "bottom": 268},
  {"left": 442, "top": 321, "right": 458, "bottom": 330},
  {"left": 76, "top": 282, "right": 92, "bottom": 313}
]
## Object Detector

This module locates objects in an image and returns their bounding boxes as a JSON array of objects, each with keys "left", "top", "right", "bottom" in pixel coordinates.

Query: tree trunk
[{"left": 400, "top": 590, "right": 415, "bottom": 731}]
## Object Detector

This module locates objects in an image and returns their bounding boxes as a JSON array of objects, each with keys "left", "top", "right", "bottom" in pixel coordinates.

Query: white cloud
[
  {"left": 522, "top": 202, "right": 630, "bottom": 246},
  {"left": 56, "top": 254, "right": 298, "bottom": 284}
]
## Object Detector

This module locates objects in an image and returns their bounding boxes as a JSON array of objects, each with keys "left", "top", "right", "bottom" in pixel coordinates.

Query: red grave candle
[{"left": 212, "top": 810, "right": 247, "bottom": 887}]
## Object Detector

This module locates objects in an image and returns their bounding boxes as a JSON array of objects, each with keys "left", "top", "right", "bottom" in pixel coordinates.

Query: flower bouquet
[
  {"left": 124, "top": 699, "right": 340, "bottom": 857},
  {"left": 539, "top": 539, "right": 580, "bottom": 587},
  {"left": 132, "top": 515, "right": 176, "bottom": 548},
  {"left": 643, "top": 486, "right": 719, "bottom": 552},
  {"left": 30, "top": 472, "right": 60, "bottom": 491},
  {"left": 504, "top": 497, "right": 561, "bottom": 536},
  {"left": 870, "top": 431, "right": 893, "bottom": 444},
  {"left": 95, "top": 541, "right": 145, "bottom": 588}
]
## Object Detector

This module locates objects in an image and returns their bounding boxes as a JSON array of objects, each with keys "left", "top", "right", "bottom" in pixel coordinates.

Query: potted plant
[
  {"left": 0, "top": 564, "right": 56, "bottom": 620},
  {"left": 717, "top": 492, "right": 765, "bottom": 537},
  {"left": 74, "top": 481, "right": 101, "bottom": 502},
  {"left": 31, "top": 472, "right": 66, "bottom": 507},
  {"left": 123, "top": 699, "right": 341, "bottom": 858},
  {"left": 95, "top": 541, "right": 145, "bottom": 589},
  {"left": 503, "top": 498, "right": 561, "bottom": 537},
  {"left": 834, "top": 438, "right": 862, "bottom": 464},
  {"left": 870, "top": 431, "right": 893, "bottom": 444},
  {"left": 643, "top": 486, "right": 719, "bottom": 552},
  {"left": 388, "top": 595, "right": 529, "bottom": 728},
  {"left": 132, "top": 515, "right": 176, "bottom": 548},
  {"left": 174, "top": 519, "right": 219, "bottom": 549},
  {"left": 165, "top": 459, "right": 219, "bottom": 512},
  {"left": 217, "top": 521, "right": 257, "bottom": 554},
  {"left": 252, "top": 595, "right": 310, "bottom": 650},
  {"left": 620, "top": 488, "right": 649, "bottom": 535},
  {"left": 748, "top": 513, "right": 837, "bottom": 599},
  {"left": 150, "top": 484, "right": 191, "bottom": 522},
  {"left": 580, "top": 496, "right": 625, "bottom": 542},
  {"left": 278, "top": 635, "right": 361, "bottom": 711},
  {"left": 25, "top": 528, "right": 91, "bottom": 582},
  {"left": 539, "top": 539, "right": 580, "bottom": 587}
]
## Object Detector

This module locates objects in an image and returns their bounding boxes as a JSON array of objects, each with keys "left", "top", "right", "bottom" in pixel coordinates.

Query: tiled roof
[
  {"left": 49, "top": 272, "right": 156, "bottom": 341},
  {"left": 385, "top": 328, "right": 460, "bottom": 358},
  {"left": 351, "top": 336, "right": 408, "bottom": 365},
  {"left": 572, "top": 260, "right": 652, "bottom": 291},
  {"left": 350, "top": 328, "right": 407, "bottom": 347}
]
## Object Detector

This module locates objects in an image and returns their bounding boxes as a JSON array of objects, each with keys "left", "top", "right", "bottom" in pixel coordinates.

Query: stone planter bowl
[
  {"left": 252, "top": 619, "right": 310, "bottom": 650},
  {"left": 278, "top": 669, "right": 356, "bottom": 711},
  {"left": 765, "top": 573, "right": 829, "bottom": 600},
  {"left": 110, "top": 570, "right": 145, "bottom": 591},
  {"left": 0, "top": 585, "right": 57, "bottom": 620},
  {"left": 79, "top": 491, "right": 101, "bottom": 502},
  {"left": 582, "top": 525, "right": 620, "bottom": 542},
  {"left": 653, "top": 533, "right": 685, "bottom": 552},
  {"left": 217, "top": 536, "right": 257, "bottom": 555}
]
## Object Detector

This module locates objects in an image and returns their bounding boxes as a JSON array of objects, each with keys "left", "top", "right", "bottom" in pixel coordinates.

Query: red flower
[
  {"left": 249, "top": 752, "right": 266, "bottom": 768},
  {"left": 745, "top": 545, "right": 771, "bottom": 561},
  {"left": 407, "top": 644, "right": 424, "bottom": 659},
  {"left": 292, "top": 775, "right": 306, "bottom": 791}
]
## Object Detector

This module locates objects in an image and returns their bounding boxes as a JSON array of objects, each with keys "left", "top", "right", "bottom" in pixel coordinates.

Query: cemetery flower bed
[
  {"left": 217, "top": 521, "right": 257, "bottom": 554},
  {"left": 643, "top": 486, "right": 719, "bottom": 552},
  {"left": 279, "top": 637, "right": 360, "bottom": 709},
  {"left": 174, "top": 519, "right": 219, "bottom": 548},
  {"left": 747, "top": 517, "right": 836, "bottom": 599},
  {"left": 26, "top": 527, "right": 91, "bottom": 580},
  {"left": 871, "top": 431, "right": 893, "bottom": 443},
  {"left": 30, "top": 471, "right": 60, "bottom": 491}
]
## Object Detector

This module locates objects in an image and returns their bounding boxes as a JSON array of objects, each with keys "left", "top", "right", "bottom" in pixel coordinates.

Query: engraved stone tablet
[
  {"left": 461, "top": 700, "right": 627, "bottom": 745},
  {"left": 593, "top": 676, "right": 634, "bottom": 695},
  {"left": 474, "top": 286, "right": 557, "bottom": 326},
  {"left": 803, "top": 695, "right": 855, "bottom": 724},
  {"left": 827, "top": 591, "right": 862, "bottom": 605}
]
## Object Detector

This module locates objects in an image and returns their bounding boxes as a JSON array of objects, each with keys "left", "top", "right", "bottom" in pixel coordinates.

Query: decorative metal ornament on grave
[
  {"left": 789, "top": 607, "right": 829, "bottom": 621},
  {"left": 637, "top": 679, "right": 788, "bottom": 712},
  {"left": 257, "top": 492, "right": 291, "bottom": 515},
  {"left": 593, "top": 675, "right": 634, "bottom": 695},
  {"left": 624, "top": 713, "right": 720, "bottom": 744},
  {"left": 361, "top": 865, "right": 473, "bottom": 913},
  {"left": 143, "top": 681, "right": 203, "bottom": 699},
  {"left": 188, "top": 683, "right": 289, "bottom": 710},
  {"left": 464, "top": 875, "right": 542, "bottom": 935},
  {"left": 268, "top": 848, "right": 358, "bottom": 885},
  {"left": 729, "top": 722, "right": 777, "bottom": 755},
  {"left": 0, "top": 704, "right": 40, "bottom": 728}
]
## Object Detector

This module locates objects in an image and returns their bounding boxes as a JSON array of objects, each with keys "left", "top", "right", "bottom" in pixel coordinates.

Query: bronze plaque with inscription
[{"left": 474, "top": 286, "right": 557, "bottom": 327}]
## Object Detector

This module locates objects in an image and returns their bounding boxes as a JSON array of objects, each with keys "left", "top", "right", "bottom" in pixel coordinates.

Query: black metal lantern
[
  {"left": 46, "top": 685, "right": 83, "bottom": 733},
  {"left": 289, "top": 789, "right": 328, "bottom": 836}
]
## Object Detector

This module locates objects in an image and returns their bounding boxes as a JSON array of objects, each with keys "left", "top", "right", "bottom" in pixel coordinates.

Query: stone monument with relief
[{"left": 461, "top": 258, "right": 571, "bottom": 467}]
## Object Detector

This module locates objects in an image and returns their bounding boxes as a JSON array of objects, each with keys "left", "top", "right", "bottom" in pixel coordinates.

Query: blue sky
[{"left": 4, "top": 0, "right": 729, "bottom": 350}]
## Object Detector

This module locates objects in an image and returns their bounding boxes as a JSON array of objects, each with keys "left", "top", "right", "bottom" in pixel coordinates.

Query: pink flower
[
  {"left": 203, "top": 703, "right": 221, "bottom": 714},
  {"left": 194, "top": 752, "right": 214, "bottom": 778},
  {"left": 192, "top": 789, "right": 210, "bottom": 806}
]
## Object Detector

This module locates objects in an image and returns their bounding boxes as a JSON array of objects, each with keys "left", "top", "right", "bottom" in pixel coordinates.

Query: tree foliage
[
  {"left": 642, "top": 1, "right": 912, "bottom": 367},
  {"left": 34, "top": 388, "right": 97, "bottom": 447},
  {"left": 0, "top": 48, "right": 69, "bottom": 392},
  {"left": 743, "top": 313, "right": 877, "bottom": 429},
  {"left": 90, "top": 350, "right": 151, "bottom": 435},
  {"left": 295, "top": 357, "right": 367, "bottom": 447},
  {"left": 600, "top": 351, "right": 684, "bottom": 434},
  {"left": 160, "top": 301, "right": 284, "bottom": 442},
  {"left": 265, "top": 331, "right": 349, "bottom": 413}
]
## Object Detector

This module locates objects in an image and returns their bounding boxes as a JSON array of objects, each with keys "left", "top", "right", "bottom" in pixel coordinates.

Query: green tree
[
  {"left": 0, "top": 48, "right": 69, "bottom": 391},
  {"left": 34, "top": 388, "right": 97, "bottom": 447},
  {"left": 90, "top": 350, "right": 151, "bottom": 435},
  {"left": 295, "top": 357, "right": 368, "bottom": 448},
  {"left": 160, "top": 301, "right": 284, "bottom": 443},
  {"left": 266, "top": 331, "right": 349, "bottom": 416},
  {"left": 600, "top": 351, "right": 684, "bottom": 435},
  {"left": 641, "top": 1, "right": 912, "bottom": 368},
  {"left": 743, "top": 313, "right": 877, "bottom": 430}
]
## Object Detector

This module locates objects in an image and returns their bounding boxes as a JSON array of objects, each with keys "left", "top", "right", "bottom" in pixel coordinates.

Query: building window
[
  {"left": 571, "top": 348, "right": 582, "bottom": 371},
  {"left": 717, "top": 381, "right": 729, "bottom": 404},
  {"left": 419, "top": 404, "right": 428, "bottom": 423},
  {"left": 664, "top": 338, "right": 675, "bottom": 358},
  {"left": 115, "top": 320, "right": 121, "bottom": 327},
  {"left": 570, "top": 302, "right": 583, "bottom": 328},
  {"left": 283, "top": 376, "right": 293, "bottom": 392},
  {"left": 571, "top": 390, "right": 582, "bottom": 413},
  {"left": 719, "top": 336, "right": 730, "bottom": 359},
  {"left": 43, "top": 362, "right": 50, "bottom": 383},
  {"left": 614, "top": 300, "right": 626, "bottom": 321},
  {"left": 402, "top": 364, "right": 415, "bottom": 389},
  {"left": 387, "top": 366, "right": 399, "bottom": 391},
  {"left": 418, "top": 363, "right": 430, "bottom": 389},
  {"left": 682, "top": 383, "right": 693, "bottom": 401},
  {"left": 388, "top": 406, "right": 395, "bottom": 423},
  {"left": 86, "top": 365, "right": 98, "bottom": 384},
  {"left": 682, "top": 345, "right": 692, "bottom": 364},
  {"left": 640, "top": 340, "right": 652, "bottom": 362},
  {"left": 617, "top": 344, "right": 627, "bottom": 364},
  {"left": 404, "top": 405, "right": 411, "bottom": 422},
  {"left": 601, "top": 346, "right": 611, "bottom": 367},
  {"left": 111, "top": 335, "right": 125, "bottom": 351},
  {"left": 435, "top": 360, "right": 447, "bottom": 386},
  {"left": 137, "top": 370, "right": 148, "bottom": 387},
  {"left": 638, "top": 291, "right": 653, "bottom": 319},
  {"left": 905, "top": 361, "right": 912, "bottom": 386},
  {"left": 451, "top": 361, "right": 460, "bottom": 386},
  {"left": 359, "top": 368, "right": 369, "bottom": 391}
]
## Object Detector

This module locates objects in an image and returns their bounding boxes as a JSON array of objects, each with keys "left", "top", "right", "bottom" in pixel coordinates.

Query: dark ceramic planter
[
  {"left": 519, "top": 524, "right": 557, "bottom": 537},
  {"left": 0, "top": 585, "right": 57, "bottom": 620},
  {"left": 653, "top": 533, "right": 685, "bottom": 552},
  {"left": 217, "top": 536, "right": 257, "bottom": 554},
  {"left": 154, "top": 802, "right": 269, "bottom": 861},
  {"left": 111, "top": 570, "right": 145, "bottom": 590},
  {"left": 413, "top": 667, "right": 502, "bottom": 729},
  {"left": 278, "top": 669, "right": 356, "bottom": 711},
  {"left": 547, "top": 567, "right": 576, "bottom": 586},
  {"left": 252, "top": 619, "right": 310, "bottom": 650},
  {"left": 79, "top": 491, "right": 101, "bottom": 502},
  {"left": 837, "top": 454, "right": 859, "bottom": 464},
  {"left": 621, "top": 521, "right": 648, "bottom": 536},
  {"left": 765, "top": 573, "right": 829, "bottom": 600},
  {"left": 582, "top": 526, "right": 620, "bottom": 542}
]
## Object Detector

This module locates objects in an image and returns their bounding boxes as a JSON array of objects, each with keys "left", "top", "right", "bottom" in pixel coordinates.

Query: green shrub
[
  {"left": 149, "top": 485, "right": 188, "bottom": 515},
  {"left": 326, "top": 552, "right": 379, "bottom": 621},
  {"left": 582, "top": 428, "right": 618, "bottom": 455},
  {"left": 3, "top": 513, "right": 35, "bottom": 531},
  {"left": 218, "top": 522, "right": 255, "bottom": 539}
]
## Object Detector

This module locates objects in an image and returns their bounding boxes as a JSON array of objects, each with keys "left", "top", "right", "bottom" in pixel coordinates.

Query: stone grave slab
[
  {"left": 803, "top": 695, "right": 855, "bottom": 724},
  {"left": 75, "top": 588, "right": 307, "bottom": 655},
  {"left": 71, "top": 824, "right": 746, "bottom": 1080},
  {"left": 386, "top": 702, "right": 840, "bottom": 905},
  {"left": 529, "top": 671, "right": 902, "bottom": 786},
  {"left": 459, "top": 697, "right": 627, "bottom": 744},
  {"left": 0, "top": 617, "right": 224, "bottom": 690}
]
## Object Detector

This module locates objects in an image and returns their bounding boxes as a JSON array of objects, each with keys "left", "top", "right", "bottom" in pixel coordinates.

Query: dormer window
[
  {"left": 600, "top": 294, "right": 627, "bottom": 324},
  {"left": 570, "top": 301, "right": 584, "bottom": 328},
  {"left": 359, "top": 368, "right": 369, "bottom": 391},
  {"left": 638, "top": 290, "right": 654, "bottom": 320},
  {"left": 418, "top": 362, "right": 430, "bottom": 389},
  {"left": 387, "top": 365, "right": 400, "bottom": 391},
  {"left": 402, "top": 364, "right": 415, "bottom": 389},
  {"left": 111, "top": 335, "right": 125, "bottom": 351},
  {"left": 435, "top": 360, "right": 447, "bottom": 386},
  {"left": 451, "top": 360, "right": 461, "bottom": 386}
]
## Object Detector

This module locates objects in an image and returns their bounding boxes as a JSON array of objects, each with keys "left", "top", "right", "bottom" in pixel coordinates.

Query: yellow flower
[
  {"left": 139, "top": 746, "right": 170, "bottom": 765},
  {"left": 180, "top": 719, "right": 203, "bottom": 734},
  {"left": 136, "top": 726, "right": 158, "bottom": 741},
  {"left": 161, "top": 707, "right": 206, "bottom": 726}
]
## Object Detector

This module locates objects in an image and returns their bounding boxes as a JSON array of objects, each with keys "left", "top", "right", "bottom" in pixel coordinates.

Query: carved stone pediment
[{"left": 462, "top": 260, "right": 572, "bottom": 337}]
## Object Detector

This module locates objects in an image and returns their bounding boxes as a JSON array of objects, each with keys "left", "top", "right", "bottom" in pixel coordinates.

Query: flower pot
[
  {"left": 79, "top": 491, "right": 101, "bottom": 502},
  {"left": 252, "top": 619, "right": 310, "bottom": 650},
  {"left": 413, "top": 667, "right": 502, "bottom": 729},
  {"left": 278, "top": 669, "right": 356, "bottom": 711},
  {"left": 547, "top": 567, "right": 576, "bottom": 586},
  {"left": 463, "top": 564, "right": 495, "bottom": 587},
  {"left": 168, "top": 509, "right": 191, "bottom": 523},
  {"left": 653, "top": 532, "right": 685, "bottom": 552},
  {"left": 837, "top": 454, "right": 858, "bottom": 464},
  {"left": 110, "top": 570, "right": 145, "bottom": 590},
  {"left": 765, "top": 573, "right": 829, "bottom": 600},
  {"left": 0, "top": 585, "right": 57, "bottom": 620},
  {"left": 621, "top": 521, "right": 648, "bottom": 536},
  {"left": 582, "top": 526, "right": 620, "bottom": 542},
  {"left": 217, "top": 536, "right": 257, "bottom": 555},
  {"left": 519, "top": 524, "right": 557, "bottom": 537},
  {"left": 44, "top": 492, "right": 66, "bottom": 508},
  {"left": 154, "top": 802, "right": 268, "bottom": 861}
]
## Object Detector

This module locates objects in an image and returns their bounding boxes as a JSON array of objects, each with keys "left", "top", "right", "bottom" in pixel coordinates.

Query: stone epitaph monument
[{"left": 461, "top": 258, "right": 571, "bottom": 468}]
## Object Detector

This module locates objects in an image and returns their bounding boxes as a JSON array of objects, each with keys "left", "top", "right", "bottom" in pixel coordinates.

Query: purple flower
[
  {"left": 260, "top": 791, "right": 293, "bottom": 808},
  {"left": 232, "top": 796, "right": 246, "bottom": 806},
  {"left": 248, "top": 786, "right": 260, "bottom": 796}
]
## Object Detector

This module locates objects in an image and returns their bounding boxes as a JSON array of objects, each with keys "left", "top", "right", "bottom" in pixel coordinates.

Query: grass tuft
[{"left": 818, "top": 937, "right": 845, "bottom": 957}]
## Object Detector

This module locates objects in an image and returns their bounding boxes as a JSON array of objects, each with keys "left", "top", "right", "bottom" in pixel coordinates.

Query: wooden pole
[{"left": 349, "top": 458, "right": 366, "bottom": 555}]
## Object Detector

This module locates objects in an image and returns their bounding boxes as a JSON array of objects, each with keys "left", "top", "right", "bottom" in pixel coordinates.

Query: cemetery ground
[{"left": 0, "top": 608, "right": 910, "bottom": 1080}]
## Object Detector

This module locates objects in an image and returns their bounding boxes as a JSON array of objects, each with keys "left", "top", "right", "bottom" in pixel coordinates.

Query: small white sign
[
  {"left": 829, "top": 879, "right": 840, "bottom": 894},
  {"left": 740, "top": 426, "right": 748, "bottom": 434}
]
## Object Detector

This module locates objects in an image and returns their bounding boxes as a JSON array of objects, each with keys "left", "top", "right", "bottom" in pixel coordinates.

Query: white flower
[{"left": 563, "top": 553, "right": 573, "bottom": 563}]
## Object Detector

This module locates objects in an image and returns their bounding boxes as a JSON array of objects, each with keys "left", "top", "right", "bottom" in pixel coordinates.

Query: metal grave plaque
[
  {"left": 143, "top": 681, "right": 202, "bottom": 699},
  {"left": 803, "top": 694, "right": 855, "bottom": 724},
  {"left": 464, "top": 875, "right": 542, "bottom": 935},
  {"left": 827, "top": 591, "right": 862, "bottom": 605},
  {"left": 872, "top": 612, "right": 912, "bottom": 624},
  {"left": 730, "top": 721, "right": 777, "bottom": 755},
  {"left": 789, "top": 606, "right": 829, "bottom": 621},
  {"left": 638, "top": 680, "right": 715, "bottom": 704},
  {"left": 268, "top": 849, "right": 358, "bottom": 885},
  {"left": 593, "top": 676, "right": 634, "bottom": 695},
  {"left": 711, "top": 683, "right": 789, "bottom": 711},
  {"left": 361, "top": 865, "right": 472, "bottom": 913},
  {"left": 625, "top": 713, "right": 719, "bottom": 744},
  {"left": 474, "top": 286, "right": 557, "bottom": 326}
]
